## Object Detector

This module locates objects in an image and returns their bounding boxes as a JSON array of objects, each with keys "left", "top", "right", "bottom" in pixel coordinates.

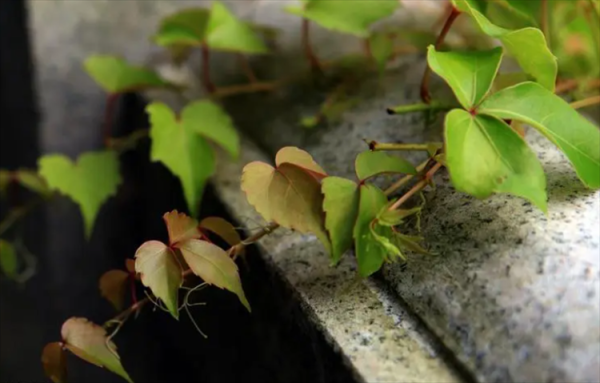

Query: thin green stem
[
  {"left": 370, "top": 142, "right": 442, "bottom": 152},
  {"left": 384, "top": 159, "right": 431, "bottom": 196},
  {"left": 0, "top": 198, "right": 45, "bottom": 237},
  {"left": 386, "top": 101, "right": 451, "bottom": 115}
]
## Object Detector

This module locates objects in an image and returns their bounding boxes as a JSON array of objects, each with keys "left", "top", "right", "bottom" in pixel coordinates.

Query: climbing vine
[{"left": 0, "top": 1, "right": 597, "bottom": 381}]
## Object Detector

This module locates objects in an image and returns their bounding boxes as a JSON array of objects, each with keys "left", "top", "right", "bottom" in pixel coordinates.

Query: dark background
[{"left": 0, "top": 1, "right": 356, "bottom": 382}]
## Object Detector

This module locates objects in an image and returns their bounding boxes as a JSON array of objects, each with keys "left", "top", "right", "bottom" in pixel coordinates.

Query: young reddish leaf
[
  {"left": 355, "top": 151, "right": 416, "bottom": 181},
  {"left": 61, "top": 318, "right": 133, "bottom": 383},
  {"left": 479, "top": 82, "right": 600, "bottom": 189},
  {"left": 353, "top": 184, "right": 389, "bottom": 277},
  {"left": 84, "top": 55, "right": 169, "bottom": 94},
  {"left": 275, "top": 146, "right": 327, "bottom": 178},
  {"left": 99, "top": 270, "right": 129, "bottom": 311},
  {"left": 135, "top": 241, "right": 182, "bottom": 319},
  {"left": 242, "top": 161, "right": 331, "bottom": 255},
  {"left": 163, "top": 210, "right": 201, "bottom": 246},
  {"left": 322, "top": 177, "right": 360, "bottom": 264},
  {"left": 177, "top": 239, "right": 250, "bottom": 311},
  {"left": 200, "top": 217, "right": 242, "bottom": 251},
  {"left": 41, "top": 342, "right": 67, "bottom": 383},
  {"left": 38, "top": 151, "right": 122, "bottom": 238},
  {"left": 0, "top": 239, "right": 18, "bottom": 280}
]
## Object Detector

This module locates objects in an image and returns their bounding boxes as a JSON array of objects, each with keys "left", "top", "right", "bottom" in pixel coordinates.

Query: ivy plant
[{"left": 0, "top": 1, "right": 595, "bottom": 381}]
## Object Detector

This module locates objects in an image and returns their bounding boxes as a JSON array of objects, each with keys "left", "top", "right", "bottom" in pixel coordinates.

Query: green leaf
[
  {"left": 16, "top": 170, "right": 51, "bottom": 196},
  {"left": 0, "top": 239, "right": 18, "bottom": 280},
  {"left": 163, "top": 210, "right": 201, "bottom": 246},
  {"left": 504, "top": 0, "right": 541, "bottom": 23},
  {"left": 147, "top": 102, "right": 215, "bottom": 215},
  {"left": 61, "top": 317, "right": 133, "bottom": 383},
  {"left": 369, "top": 33, "right": 394, "bottom": 74},
  {"left": 177, "top": 239, "right": 250, "bottom": 311},
  {"left": 153, "top": 8, "right": 209, "bottom": 47},
  {"left": 353, "top": 184, "right": 389, "bottom": 277},
  {"left": 206, "top": 2, "right": 268, "bottom": 54},
  {"left": 181, "top": 100, "right": 239, "bottom": 159},
  {"left": 84, "top": 55, "right": 169, "bottom": 94},
  {"left": 453, "top": 0, "right": 557, "bottom": 91},
  {"left": 42, "top": 342, "right": 67, "bottom": 383},
  {"left": 377, "top": 206, "right": 422, "bottom": 227},
  {"left": 285, "top": 0, "right": 398, "bottom": 38},
  {"left": 427, "top": 46, "right": 503, "bottom": 109},
  {"left": 242, "top": 158, "right": 331, "bottom": 254},
  {"left": 445, "top": 109, "right": 547, "bottom": 211},
  {"left": 135, "top": 240, "right": 182, "bottom": 319},
  {"left": 355, "top": 151, "right": 416, "bottom": 181},
  {"left": 479, "top": 82, "right": 600, "bottom": 188},
  {"left": 322, "top": 177, "right": 360, "bottom": 264},
  {"left": 38, "top": 151, "right": 121, "bottom": 238},
  {"left": 99, "top": 270, "right": 129, "bottom": 312},
  {"left": 370, "top": 223, "right": 404, "bottom": 260}
]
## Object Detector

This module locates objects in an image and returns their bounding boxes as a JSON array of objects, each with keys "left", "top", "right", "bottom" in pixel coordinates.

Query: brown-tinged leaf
[
  {"left": 99, "top": 270, "right": 129, "bottom": 311},
  {"left": 200, "top": 217, "right": 243, "bottom": 254},
  {"left": 135, "top": 240, "right": 182, "bottom": 319},
  {"left": 177, "top": 239, "right": 250, "bottom": 311},
  {"left": 242, "top": 161, "right": 331, "bottom": 254},
  {"left": 42, "top": 342, "right": 67, "bottom": 383},
  {"left": 275, "top": 146, "right": 327, "bottom": 179},
  {"left": 61, "top": 317, "right": 133, "bottom": 383},
  {"left": 163, "top": 210, "right": 201, "bottom": 245}
]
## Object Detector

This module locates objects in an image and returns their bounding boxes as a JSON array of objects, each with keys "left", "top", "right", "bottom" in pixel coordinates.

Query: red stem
[
  {"left": 129, "top": 274, "right": 138, "bottom": 305},
  {"left": 420, "top": 6, "right": 461, "bottom": 103},
  {"left": 302, "top": 19, "right": 321, "bottom": 71},
  {"left": 103, "top": 93, "right": 119, "bottom": 147},
  {"left": 201, "top": 43, "right": 216, "bottom": 94}
]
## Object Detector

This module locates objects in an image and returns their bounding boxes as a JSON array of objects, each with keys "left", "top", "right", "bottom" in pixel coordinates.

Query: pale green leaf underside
[
  {"left": 454, "top": 0, "right": 557, "bottom": 91},
  {"left": 285, "top": 0, "right": 398, "bottom": 37},
  {"left": 445, "top": 109, "right": 547, "bottom": 211},
  {"left": 0, "top": 239, "right": 18, "bottom": 279},
  {"left": 135, "top": 241, "right": 182, "bottom": 319},
  {"left": 427, "top": 46, "right": 503, "bottom": 109},
  {"left": 147, "top": 102, "right": 215, "bottom": 215},
  {"left": 206, "top": 2, "right": 267, "bottom": 53},
  {"left": 153, "top": 8, "right": 209, "bottom": 47},
  {"left": 354, "top": 184, "right": 389, "bottom": 277},
  {"left": 322, "top": 177, "right": 359, "bottom": 264},
  {"left": 178, "top": 239, "right": 250, "bottom": 311},
  {"left": 84, "top": 55, "right": 168, "bottom": 93},
  {"left": 181, "top": 100, "right": 240, "bottom": 159},
  {"left": 355, "top": 151, "right": 416, "bottom": 181},
  {"left": 38, "top": 151, "right": 121, "bottom": 238},
  {"left": 61, "top": 318, "right": 132, "bottom": 383},
  {"left": 479, "top": 82, "right": 600, "bottom": 189}
]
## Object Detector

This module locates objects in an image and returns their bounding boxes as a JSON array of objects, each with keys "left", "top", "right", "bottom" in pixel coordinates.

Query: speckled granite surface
[{"left": 210, "top": 61, "right": 600, "bottom": 383}]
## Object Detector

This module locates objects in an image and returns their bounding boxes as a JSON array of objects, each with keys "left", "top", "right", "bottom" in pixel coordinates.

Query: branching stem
[
  {"left": 388, "top": 162, "right": 443, "bottom": 211},
  {"left": 302, "top": 19, "right": 322, "bottom": 71},
  {"left": 370, "top": 142, "right": 441, "bottom": 152},
  {"left": 103, "top": 93, "right": 120, "bottom": 147},
  {"left": 201, "top": 43, "right": 216, "bottom": 94},
  {"left": 387, "top": 101, "right": 451, "bottom": 115},
  {"left": 237, "top": 54, "right": 258, "bottom": 83}
]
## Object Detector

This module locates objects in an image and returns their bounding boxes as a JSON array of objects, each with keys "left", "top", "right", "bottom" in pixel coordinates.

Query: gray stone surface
[{"left": 197, "top": 61, "right": 600, "bottom": 383}]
